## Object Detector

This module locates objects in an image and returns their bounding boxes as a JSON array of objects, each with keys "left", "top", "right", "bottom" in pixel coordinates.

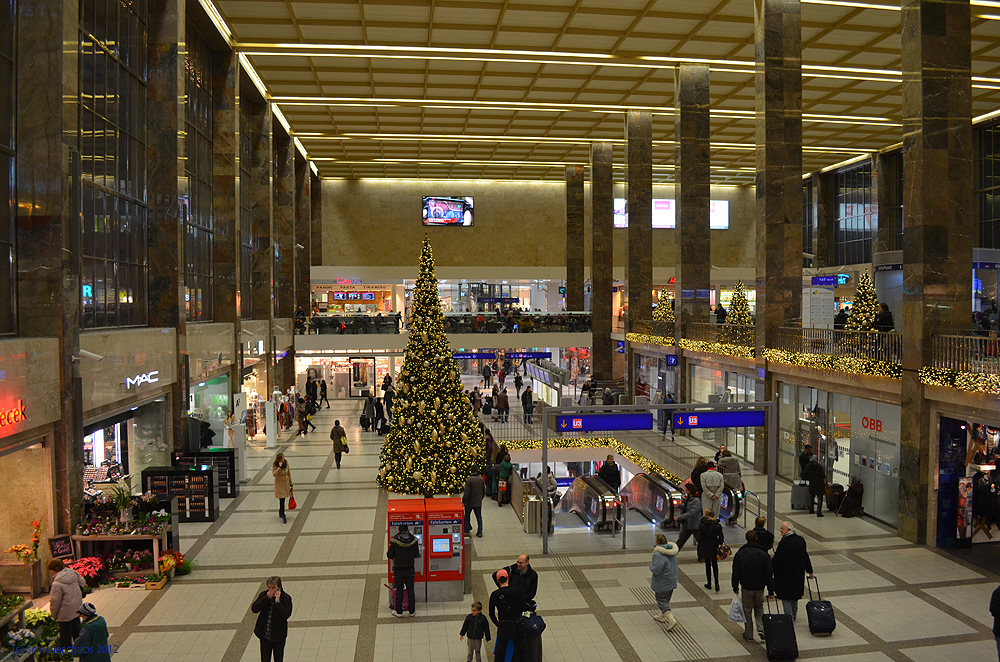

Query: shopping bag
[
  {"left": 288, "top": 489, "right": 297, "bottom": 510},
  {"left": 729, "top": 595, "right": 747, "bottom": 623},
  {"left": 499, "top": 480, "right": 508, "bottom": 492},
  {"left": 716, "top": 543, "right": 732, "bottom": 560}
]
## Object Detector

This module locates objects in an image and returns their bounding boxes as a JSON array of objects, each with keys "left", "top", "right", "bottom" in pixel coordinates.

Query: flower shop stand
[
  {"left": 0, "top": 599, "right": 35, "bottom": 661},
  {"left": 71, "top": 528, "right": 171, "bottom": 569},
  {"left": 0, "top": 559, "right": 42, "bottom": 598}
]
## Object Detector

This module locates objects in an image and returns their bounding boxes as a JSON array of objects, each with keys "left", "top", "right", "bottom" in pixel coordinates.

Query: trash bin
[{"left": 524, "top": 496, "right": 541, "bottom": 534}]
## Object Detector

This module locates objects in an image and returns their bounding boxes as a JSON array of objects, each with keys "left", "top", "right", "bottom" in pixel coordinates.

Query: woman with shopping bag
[{"left": 273, "top": 453, "right": 293, "bottom": 524}]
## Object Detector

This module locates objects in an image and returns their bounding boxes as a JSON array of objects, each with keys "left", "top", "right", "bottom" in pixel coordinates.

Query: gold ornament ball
[
  {"left": 413, "top": 470, "right": 422, "bottom": 480},
  {"left": 449, "top": 466, "right": 456, "bottom": 474}
]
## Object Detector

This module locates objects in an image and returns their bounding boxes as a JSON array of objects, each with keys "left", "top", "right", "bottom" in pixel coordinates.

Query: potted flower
[
  {"left": 145, "top": 573, "right": 167, "bottom": 590},
  {"left": 158, "top": 552, "right": 177, "bottom": 577},
  {"left": 3, "top": 543, "right": 34, "bottom": 564},
  {"left": 68, "top": 557, "right": 105, "bottom": 587},
  {"left": 134, "top": 550, "right": 153, "bottom": 570}
]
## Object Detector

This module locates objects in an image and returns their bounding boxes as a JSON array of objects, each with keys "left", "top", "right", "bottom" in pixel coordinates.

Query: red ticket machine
[
  {"left": 424, "top": 497, "right": 464, "bottom": 602},
  {"left": 387, "top": 498, "right": 426, "bottom": 604}
]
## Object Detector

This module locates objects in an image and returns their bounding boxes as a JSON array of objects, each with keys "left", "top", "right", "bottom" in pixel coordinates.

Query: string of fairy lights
[{"left": 502, "top": 437, "right": 682, "bottom": 486}]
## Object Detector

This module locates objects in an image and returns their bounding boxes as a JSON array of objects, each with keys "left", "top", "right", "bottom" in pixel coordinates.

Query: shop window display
[{"left": 939, "top": 417, "right": 1000, "bottom": 549}]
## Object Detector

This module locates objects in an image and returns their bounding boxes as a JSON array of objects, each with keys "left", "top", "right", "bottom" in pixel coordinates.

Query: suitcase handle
[
  {"left": 763, "top": 594, "right": 791, "bottom": 615},
  {"left": 807, "top": 575, "right": 821, "bottom": 602}
]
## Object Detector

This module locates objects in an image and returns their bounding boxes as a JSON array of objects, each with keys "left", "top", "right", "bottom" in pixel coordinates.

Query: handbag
[
  {"left": 498, "top": 480, "right": 508, "bottom": 491},
  {"left": 343, "top": 444, "right": 349, "bottom": 454},
  {"left": 521, "top": 612, "right": 546, "bottom": 635},
  {"left": 288, "top": 489, "right": 297, "bottom": 510},
  {"left": 716, "top": 543, "right": 732, "bottom": 560}
]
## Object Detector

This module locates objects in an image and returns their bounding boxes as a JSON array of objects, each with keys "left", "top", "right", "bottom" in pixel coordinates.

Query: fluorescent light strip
[
  {"left": 801, "top": 0, "right": 897, "bottom": 10},
  {"left": 313, "top": 158, "right": 584, "bottom": 167},
  {"left": 198, "top": 0, "right": 233, "bottom": 43},
  {"left": 239, "top": 53, "right": 269, "bottom": 100}
]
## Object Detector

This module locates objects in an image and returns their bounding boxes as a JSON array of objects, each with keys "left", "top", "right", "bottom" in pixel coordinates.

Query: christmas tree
[
  {"left": 722, "top": 279, "right": 753, "bottom": 345},
  {"left": 653, "top": 295, "right": 674, "bottom": 323},
  {"left": 845, "top": 270, "right": 877, "bottom": 332},
  {"left": 377, "top": 238, "right": 485, "bottom": 495}
]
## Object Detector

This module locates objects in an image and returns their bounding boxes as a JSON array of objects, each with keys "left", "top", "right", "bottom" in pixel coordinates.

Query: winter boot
[
  {"left": 653, "top": 611, "right": 669, "bottom": 623},
  {"left": 664, "top": 611, "right": 678, "bottom": 631}
]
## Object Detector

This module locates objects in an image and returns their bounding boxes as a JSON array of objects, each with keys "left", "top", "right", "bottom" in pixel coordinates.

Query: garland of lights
[
  {"left": 678, "top": 339, "right": 755, "bottom": 359},
  {"left": 502, "top": 437, "right": 682, "bottom": 486},
  {"left": 625, "top": 332, "right": 675, "bottom": 347},
  {"left": 761, "top": 348, "right": 901, "bottom": 379},
  {"left": 919, "top": 366, "right": 1000, "bottom": 394}
]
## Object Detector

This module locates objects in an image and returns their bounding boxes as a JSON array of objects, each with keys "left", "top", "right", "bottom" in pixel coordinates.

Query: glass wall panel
[
  {"left": 184, "top": 21, "right": 213, "bottom": 321},
  {"left": 0, "top": 0, "right": 15, "bottom": 334}
]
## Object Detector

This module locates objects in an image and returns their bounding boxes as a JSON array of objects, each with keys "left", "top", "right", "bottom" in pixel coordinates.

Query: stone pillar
[
  {"left": 273, "top": 128, "right": 295, "bottom": 320},
  {"left": 814, "top": 172, "right": 835, "bottom": 268},
  {"left": 311, "top": 172, "right": 322, "bottom": 266},
  {"left": 900, "top": 0, "right": 973, "bottom": 544},
  {"left": 16, "top": 0, "right": 82, "bottom": 532},
  {"left": 565, "top": 166, "right": 586, "bottom": 311},
  {"left": 294, "top": 154, "right": 312, "bottom": 314},
  {"left": 146, "top": 0, "right": 187, "bottom": 453},
  {"left": 590, "top": 143, "right": 614, "bottom": 383},
  {"left": 249, "top": 104, "right": 274, "bottom": 394},
  {"left": 626, "top": 111, "right": 653, "bottom": 332},
  {"left": 754, "top": 0, "right": 803, "bottom": 470},
  {"left": 674, "top": 65, "right": 712, "bottom": 406},
  {"left": 874, "top": 153, "right": 892, "bottom": 255}
]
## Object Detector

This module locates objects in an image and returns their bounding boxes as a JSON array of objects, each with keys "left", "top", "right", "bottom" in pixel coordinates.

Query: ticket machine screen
[{"left": 432, "top": 537, "right": 451, "bottom": 554}]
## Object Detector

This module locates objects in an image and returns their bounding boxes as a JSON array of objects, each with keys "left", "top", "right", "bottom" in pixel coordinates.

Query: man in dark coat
[
  {"left": 798, "top": 444, "right": 813, "bottom": 479},
  {"left": 873, "top": 303, "right": 895, "bottom": 332},
  {"left": 751, "top": 516, "right": 775, "bottom": 553},
  {"left": 462, "top": 470, "right": 486, "bottom": 538},
  {"left": 387, "top": 524, "right": 421, "bottom": 617},
  {"left": 598, "top": 454, "right": 621, "bottom": 493},
  {"left": 492, "top": 554, "right": 538, "bottom": 604},
  {"left": 251, "top": 576, "right": 293, "bottom": 662},
  {"left": 802, "top": 455, "right": 827, "bottom": 517},
  {"left": 731, "top": 530, "right": 774, "bottom": 642},
  {"left": 489, "top": 569, "right": 527, "bottom": 662},
  {"left": 771, "top": 521, "right": 814, "bottom": 621}
]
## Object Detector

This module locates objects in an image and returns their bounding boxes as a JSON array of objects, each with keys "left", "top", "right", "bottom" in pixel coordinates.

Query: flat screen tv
[{"left": 423, "top": 196, "right": 474, "bottom": 226}]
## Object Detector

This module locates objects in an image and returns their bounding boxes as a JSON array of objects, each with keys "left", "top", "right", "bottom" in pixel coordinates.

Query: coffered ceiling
[{"left": 208, "top": 0, "right": 1000, "bottom": 184}]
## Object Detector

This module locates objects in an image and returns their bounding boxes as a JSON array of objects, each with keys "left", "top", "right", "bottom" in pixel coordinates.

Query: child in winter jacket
[{"left": 459, "top": 601, "right": 491, "bottom": 662}]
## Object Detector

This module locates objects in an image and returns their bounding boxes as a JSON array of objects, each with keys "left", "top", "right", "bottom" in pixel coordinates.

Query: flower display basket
[
  {"left": 0, "top": 559, "right": 42, "bottom": 598},
  {"left": 145, "top": 577, "right": 167, "bottom": 590}
]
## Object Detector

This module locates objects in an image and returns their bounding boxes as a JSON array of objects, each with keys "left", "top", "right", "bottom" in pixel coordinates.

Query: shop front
[
  {"left": 313, "top": 283, "right": 397, "bottom": 315},
  {"left": 776, "top": 382, "right": 900, "bottom": 526},
  {"left": 688, "top": 364, "right": 757, "bottom": 463},
  {"left": 937, "top": 416, "right": 1000, "bottom": 559},
  {"left": 188, "top": 374, "right": 232, "bottom": 448},
  {"left": 296, "top": 353, "right": 403, "bottom": 398}
]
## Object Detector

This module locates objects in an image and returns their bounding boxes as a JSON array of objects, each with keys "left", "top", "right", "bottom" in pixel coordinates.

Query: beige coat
[
  {"left": 273, "top": 463, "right": 293, "bottom": 499},
  {"left": 49, "top": 568, "right": 85, "bottom": 622},
  {"left": 330, "top": 425, "right": 347, "bottom": 454}
]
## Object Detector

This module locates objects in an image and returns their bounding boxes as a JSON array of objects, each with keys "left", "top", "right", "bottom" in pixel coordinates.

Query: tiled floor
[{"left": 38, "top": 398, "right": 1000, "bottom": 662}]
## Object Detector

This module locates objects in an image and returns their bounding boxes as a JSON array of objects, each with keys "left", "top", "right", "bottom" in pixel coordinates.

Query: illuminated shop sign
[
  {"left": 126, "top": 371, "right": 159, "bottom": 389},
  {"left": 0, "top": 400, "right": 26, "bottom": 427}
]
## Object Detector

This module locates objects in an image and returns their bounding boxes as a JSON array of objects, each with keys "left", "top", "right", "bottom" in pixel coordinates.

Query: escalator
[
  {"left": 560, "top": 475, "right": 621, "bottom": 531},
  {"left": 618, "top": 472, "right": 685, "bottom": 528}
]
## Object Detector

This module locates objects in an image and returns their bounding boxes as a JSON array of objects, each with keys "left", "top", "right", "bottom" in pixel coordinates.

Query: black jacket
[
  {"left": 599, "top": 461, "right": 621, "bottom": 491},
  {"left": 691, "top": 466, "right": 707, "bottom": 495},
  {"left": 387, "top": 532, "right": 421, "bottom": 571},
  {"left": 802, "top": 462, "right": 827, "bottom": 496},
  {"left": 873, "top": 310, "right": 895, "bottom": 332},
  {"left": 460, "top": 612, "right": 492, "bottom": 641},
  {"left": 731, "top": 542, "right": 774, "bottom": 593},
  {"left": 798, "top": 451, "right": 811, "bottom": 478},
  {"left": 771, "top": 533, "right": 813, "bottom": 600},
  {"left": 752, "top": 526, "right": 775, "bottom": 553},
  {"left": 251, "top": 590, "right": 293, "bottom": 642},
  {"left": 489, "top": 585, "right": 526, "bottom": 625},
  {"left": 492, "top": 564, "right": 538, "bottom": 602},
  {"left": 991, "top": 585, "right": 1000, "bottom": 636},
  {"left": 697, "top": 516, "right": 725, "bottom": 561}
]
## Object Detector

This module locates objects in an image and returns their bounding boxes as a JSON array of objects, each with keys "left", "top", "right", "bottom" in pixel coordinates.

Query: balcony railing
[
  {"left": 770, "top": 327, "right": 902, "bottom": 364},
  {"left": 302, "top": 311, "right": 593, "bottom": 335},
  {"left": 931, "top": 333, "right": 1000, "bottom": 375},
  {"left": 686, "top": 322, "right": 756, "bottom": 347},
  {"left": 630, "top": 319, "right": 675, "bottom": 339}
]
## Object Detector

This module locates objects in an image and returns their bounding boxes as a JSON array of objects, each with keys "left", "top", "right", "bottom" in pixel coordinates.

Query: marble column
[
  {"left": 590, "top": 142, "right": 614, "bottom": 383},
  {"left": 626, "top": 111, "right": 653, "bottom": 333},
  {"left": 16, "top": 0, "right": 82, "bottom": 532},
  {"left": 674, "top": 64, "right": 712, "bottom": 344},
  {"left": 249, "top": 104, "right": 274, "bottom": 393},
  {"left": 294, "top": 154, "right": 312, "bottom": 313},
  {"left": 146, "top": 0, "right": 187, "bottom": 452},
  {"left": 273, "top": 128, "right": 295, "bottom": 320},
  {"left": 311, "top": 172, "right": 322, "bottom": 266},
  {"left": 814, "top": 172, "right": 835, "bottom": 268},
  {"left": 212, "top": 50, "right": 239, "bottom": 326},
  {"left": 754, "top": 0, "right": 803, "bottom": 471},
  {"left": 874, "top": 153, "right": 892, "bottom": 255},
  {"left": 899, "top": 0, "right": 973, "bottom": 544},
  {"left": 565, "top": 166, "right": 586, "bottom": 311}
]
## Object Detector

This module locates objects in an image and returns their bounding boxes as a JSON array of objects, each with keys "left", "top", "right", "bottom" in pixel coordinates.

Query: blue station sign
[
  {"left": 507, "top": 352, "right": 551, "bottom": 359},
  {"left": 452, "top": 352, "right": 495, "bottom": 360},
  {"left": 672, "top": 410, "right": 767, "bottom": 429},
  {"left": 556, "top": 413, "right": 653, "bottom": 432}
]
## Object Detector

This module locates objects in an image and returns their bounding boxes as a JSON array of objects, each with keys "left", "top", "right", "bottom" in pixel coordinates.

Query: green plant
[
  {"left": 24, "top": 607, "right": 52, "bottom": 627},
  {"left": 146, "top": 573, "right": 165, "bottom": 582},
  {"left": 0, "top": 594, "right": 25, "bottom": 618},
  {"left": 175, "top": 559, "right": 192, "bottom": 575},
  {"left": 109, "top": 476, "right": 134, "bottom": 511}
]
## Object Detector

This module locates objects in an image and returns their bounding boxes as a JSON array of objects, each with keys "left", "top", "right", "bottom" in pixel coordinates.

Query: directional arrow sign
[
  {"left": 555, "top": 413, "right": 653, "bottom": 432},
  {"left": 672, "top": 410, "right": 766, "bottom": 429}
]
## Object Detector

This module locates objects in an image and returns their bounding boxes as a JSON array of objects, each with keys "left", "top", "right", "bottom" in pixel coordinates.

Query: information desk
[
  {"left": 141, "top": 465, "right": 220, "bottom": 522},
  {"left": 172, "top": 449, "right": 239, "bottom": 498}
]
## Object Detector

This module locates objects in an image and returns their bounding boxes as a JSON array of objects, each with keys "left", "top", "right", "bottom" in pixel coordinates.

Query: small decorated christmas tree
[
  {"left": 653, "top": 295, "right": 674, "bottom": 324},
  {"left": 845, "top": 270, "right": 877, "bottom": 332},
  {"left": 721, "top": 279, "right": 753, "bottom": 345},
  {"left": 377, "top": 238, "right": 485, "bottom": 495}
]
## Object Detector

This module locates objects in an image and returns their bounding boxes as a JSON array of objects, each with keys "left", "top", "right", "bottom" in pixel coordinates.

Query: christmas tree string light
[
  {"left": 376, "top": 237, "right": 485, "bottom": 495},
  {"left": 720, "top": 279, "right": 754, "bottom": 346},
  {"left": 846, "top": 270, "right": 877, "bottom": 332}
]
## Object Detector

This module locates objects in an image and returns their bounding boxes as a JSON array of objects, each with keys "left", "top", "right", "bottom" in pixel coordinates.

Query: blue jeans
[
  {"left": 782, "top": 599, "right": 798, "bottom": 621},
  {"left": 464, "top": 505, "right": 483, "bottom": 535}
]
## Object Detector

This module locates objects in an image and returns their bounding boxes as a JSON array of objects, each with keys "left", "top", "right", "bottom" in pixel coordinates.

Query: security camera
[
  {"left": 75, "top": 350, "right": 104, "bottom": 362},
  {"left": 295, "top": 243, "right": 305, "bottom": 250}
]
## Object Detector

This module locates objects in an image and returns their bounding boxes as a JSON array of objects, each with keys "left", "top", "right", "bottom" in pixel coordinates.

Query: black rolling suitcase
[
  {"left": 762, "top": 598, "right": 798, "bottom": 660},
  {"left": 360, "top": 415, "right": 370, "bottom": 431},
  {"left": 805, "top": 577, "right": 836, "bottom": 635},
  {"left": 826, "top": 484, "right": 844, "bottom": 512}
]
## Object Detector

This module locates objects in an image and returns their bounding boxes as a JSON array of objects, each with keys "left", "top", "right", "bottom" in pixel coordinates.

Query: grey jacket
[
  {"left": 49, "top": 568, "right": 85, "bottom": 622},
  {"left": 649, "top": 543, "right": 680, "bottom": 594},
  {"left": 700, "top": 469, "right": 726, "bottom": 505}
]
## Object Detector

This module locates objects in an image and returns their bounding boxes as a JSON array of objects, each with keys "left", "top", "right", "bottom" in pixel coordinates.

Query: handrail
[
  {"left": 686, "top": 322, "right": 756, "bottom": 346},
  {"left": 770, "top": 326, "right": 902, "bottom": 364},
  {"left": 741, "top": 490, "right": 762, "bottom": 530},
  {"left": 931, "top": 333, "right": 1000, "bottom": 375}
]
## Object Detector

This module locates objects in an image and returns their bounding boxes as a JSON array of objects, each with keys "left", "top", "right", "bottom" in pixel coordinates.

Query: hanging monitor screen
[{"left": 423, "top": 196, "right": 474, "bottom": 226}]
